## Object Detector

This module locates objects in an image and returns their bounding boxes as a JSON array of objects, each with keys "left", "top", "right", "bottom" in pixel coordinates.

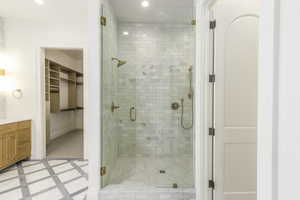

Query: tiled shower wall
[
  {"left": 101, "top": 0, "right": 120, "bottom": 185},
  {"left": 117, "top": 23, "right": 195, "bottom": 158}
]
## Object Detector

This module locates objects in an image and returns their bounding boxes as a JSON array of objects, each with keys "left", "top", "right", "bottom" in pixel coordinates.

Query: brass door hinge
[
  {"left": 209, "top": 180, "right": 215, "bottom": 189},
  {"left": 209, "top": 128, "right": 215, "bottom": 136},
  {"left": 210, "top": 20, "right": 216, "bottom": 29},
  {"left": 209, "top": 74, "right": 216, "bottom": 83},
  {"left": 100, "top": 166, "right": 106, "bottom": 176},
  {"left": 101, "top": 16, "right": 107, "bottom": 26},
  {"left": 191, "top": 20, "right": 196, "bottom": 25}
]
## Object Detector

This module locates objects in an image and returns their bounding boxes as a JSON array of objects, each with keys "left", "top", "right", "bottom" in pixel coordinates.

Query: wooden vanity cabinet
[{"left": 0, "top": 120, "right": 31, "bottom": 170}]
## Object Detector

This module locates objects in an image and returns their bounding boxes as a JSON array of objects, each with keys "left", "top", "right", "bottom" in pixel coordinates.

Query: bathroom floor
[
  {"left": 109, "top": 156, "right": 194, "bottom": 188},
  {"left": 0, "top": 159, "right": 195, "bottom": 200},
  {"left": 0, "top": 160, "right": 88, "bottom": 200},
  {"left": 47, "top": 130, "right": 83, "bottom": 159}
]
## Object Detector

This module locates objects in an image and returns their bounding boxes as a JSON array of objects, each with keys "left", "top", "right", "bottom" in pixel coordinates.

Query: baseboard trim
[{"left": 87, "top": 188, "right": 100, "bottom": 200}]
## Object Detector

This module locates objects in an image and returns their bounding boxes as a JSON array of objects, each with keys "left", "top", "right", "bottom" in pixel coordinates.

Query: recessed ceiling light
[
  {"left": 141, "top": 1, "right": 149, "bottom": 8},
  {"left": 123, "top": 31, "right": 129, "bottom": 36},
  {"left": 34, "top": 0, "right": 44, "bottom": 5}
]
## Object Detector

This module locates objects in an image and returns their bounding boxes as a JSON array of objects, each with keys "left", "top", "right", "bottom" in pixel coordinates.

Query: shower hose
[{"left": 181, "top": 94, "right": 194, "bottom": 130}]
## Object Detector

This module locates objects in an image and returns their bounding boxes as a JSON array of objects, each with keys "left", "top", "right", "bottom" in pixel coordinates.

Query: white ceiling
[
  {"left": 109, "top": 0, "right": 195, "bottom": 24},
  {"left": 61, "top": 49, "right": 83, "bottom": 60},
  {"left": 0, "top": 0, "right": 194, "bottom": 24},
  {"left": 0, "top": 0, "right": 87, "bottom": 23}
]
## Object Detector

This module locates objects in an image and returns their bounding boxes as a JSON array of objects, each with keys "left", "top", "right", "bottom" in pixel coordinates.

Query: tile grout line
[
  {"left": 69, "top": 161, "right": 88, "bottom": 199},
  {"left": 17, "top": 162, "right": 32, "bottom": 200},
  {"left": 43, "top": 160, "right": 72, "bottom": 199},
  {"left": 70, "top": 161, "right": 88, "bottom": 179}
]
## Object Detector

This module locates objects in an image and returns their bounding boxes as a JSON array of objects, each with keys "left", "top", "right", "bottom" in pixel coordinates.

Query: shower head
[
  {"left": 112, "top": 57, "right": 127, "bottom": 68},
  {"left": 117, "top": 60, "right": 127, "bottom": 67}
]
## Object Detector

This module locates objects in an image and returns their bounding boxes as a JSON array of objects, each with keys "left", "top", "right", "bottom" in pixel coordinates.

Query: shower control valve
[
  {"left": 171, "top": 102, "right": 180, "bottom": 110},
  {"left": 111, "top": 102, "right": 120, "bottom": 113}
]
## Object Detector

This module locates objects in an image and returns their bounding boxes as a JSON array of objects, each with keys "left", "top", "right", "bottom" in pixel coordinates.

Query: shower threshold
[{"left": 100, "top": 184, "right": 195, "bottom": 200}]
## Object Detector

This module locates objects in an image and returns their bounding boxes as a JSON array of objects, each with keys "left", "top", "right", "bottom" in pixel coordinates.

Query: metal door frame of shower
[{"left": 194, "top": 0, "right": 280, "bottom": 200}]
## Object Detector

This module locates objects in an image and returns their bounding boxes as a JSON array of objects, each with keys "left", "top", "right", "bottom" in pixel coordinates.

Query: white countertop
[{"left": 0, "top": 119, "right": 31, "bottom": 125}]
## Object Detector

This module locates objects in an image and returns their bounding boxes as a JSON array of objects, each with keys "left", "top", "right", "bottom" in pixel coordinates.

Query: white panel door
[{"left": 211, "top": 0, "right": 260, "bottom": 199}]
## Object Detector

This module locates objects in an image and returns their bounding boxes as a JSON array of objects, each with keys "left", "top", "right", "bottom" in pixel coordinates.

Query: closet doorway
[{"left": 44, "top": 48, "right": 84, "bottom": 159}]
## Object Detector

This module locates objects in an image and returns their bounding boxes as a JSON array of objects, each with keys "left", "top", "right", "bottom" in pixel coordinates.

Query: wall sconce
[
  {"left": 0, "top": 69, "right": 6, "bottom": 92},
  {"left": 12, "top": 89, "right": 23, "bottom": 99},
  {"left": 0, "top": 69, "right": 22, "bottom": 99},
  {"left": 0, "top": 69, "right": 5, "bottom": 76}
]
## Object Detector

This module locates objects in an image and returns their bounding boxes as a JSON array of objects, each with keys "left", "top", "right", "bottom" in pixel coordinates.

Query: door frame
[
  {"left": 36, "top": 46, "right": 88, "bottom": 160},
  {"left": 194, "top": 0, "right": 280, "bottom": 200}
]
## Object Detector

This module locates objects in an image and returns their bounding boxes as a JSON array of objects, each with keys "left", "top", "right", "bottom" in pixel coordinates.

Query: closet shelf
[
  {"left": 50, "top": 77, "right": 59, "bottom": 81},
  {"left": 60, "top": 108, "right": 76, "bottom": 112},
  {"left": 50, "top": 69, "right": 59, "bottom": 73},
  {"left": 60, "top": 107, "right": 84, "bottom": 112},
  {"left": 60, "top": 77, "right": 76, "bottom": 83},
  {"left": 45, "top": 59, "right": 83, "bottom": 113}
]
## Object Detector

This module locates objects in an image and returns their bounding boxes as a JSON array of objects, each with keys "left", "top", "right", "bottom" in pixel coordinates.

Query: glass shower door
[{"left": 101, "top": 4, "right": 119, "bottom": 187}]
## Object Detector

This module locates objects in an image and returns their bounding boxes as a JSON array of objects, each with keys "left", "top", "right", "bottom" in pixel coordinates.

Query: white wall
[
  {"left": 277, "top": 1, "right": 300, "bottom": 199},
  {"left": 0, "top": 17, "right": 87, "bottom": 159}
]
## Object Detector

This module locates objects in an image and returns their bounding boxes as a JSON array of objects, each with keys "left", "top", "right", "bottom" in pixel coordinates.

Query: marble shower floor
[{"left": 108, "top": 156, "right": 194, "bottom": 188}]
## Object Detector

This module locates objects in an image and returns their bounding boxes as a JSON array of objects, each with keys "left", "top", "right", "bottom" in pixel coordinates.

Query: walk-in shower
[{"left": 101, "top": 0, "right": 195, "bottom": 193}]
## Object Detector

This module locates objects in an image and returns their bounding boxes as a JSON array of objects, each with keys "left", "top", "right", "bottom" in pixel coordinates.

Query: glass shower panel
[
  {"left": 113, "top": 8, "right": 195, "bottom": 188},
  {"left": 101, "top": 4, "right": 120, "bottom": 187},
  {"left": 101, "top": 1, "right": 195, "bottom": 189},
  {"left": 108, "top": 23, "right": 138, "bottom": 185}
]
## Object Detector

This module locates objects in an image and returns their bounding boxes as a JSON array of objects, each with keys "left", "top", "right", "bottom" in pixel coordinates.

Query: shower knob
[{"left": 171, "top": 102, "right": 180, "bottom": 110}]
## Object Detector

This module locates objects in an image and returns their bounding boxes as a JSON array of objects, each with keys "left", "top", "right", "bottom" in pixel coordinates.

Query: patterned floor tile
[
  {"left": 64, "top": 177, "right": 88, "bottom": 194},
  {"left": 73, "top": 161, "right": 88, "bottom": 167},
  {"left": 58, "top": 169, "right": 81, "bottom": 183},
  {"left": 0, "top": 188, "right": 22, "bottom": 200},
  {"left": 23, "top": 163, "right": 46, "bottom": 174},
  {"left": 28, "top": 177, "right": 56, "bottom": 195},
  {"left": 0, "top": 177, "right": 20, "bottom": 193},
  {"left": 72, "top": 190, "right": 87, "bottom": 200},
  {"left": 48, "top": 160, "right": 68, "bottom": 167},
  {"left": 52, "top": 163, "right": 73, "bottom": 174},
  {"left": 0, "top": 169, "right": 18, "bottom": 182},
  {"left": 0, "top": 159, "right": 195, "bottom": 200},
  {"left": 31, "top": 187, "right": 63, "bottom": 200},
  {"left": 25, "top": 169, "right": 51, "bottom": 183},
  {"left": 22, "top": 161, "right": 41, "bottom": 167}
]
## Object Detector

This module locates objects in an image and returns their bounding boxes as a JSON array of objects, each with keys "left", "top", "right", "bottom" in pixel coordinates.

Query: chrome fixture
[
  {"left": 112, "top": 57, "right": 127, "bottom": 67},
  {"left": 130, "top": 107, "right": 136, "bottom": 122},
  {"left": 111, "top": 102, "right": 120, "bottom": 113}
]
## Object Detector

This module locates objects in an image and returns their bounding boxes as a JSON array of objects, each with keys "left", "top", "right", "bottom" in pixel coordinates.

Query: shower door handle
[{"left": 130, "top": 107, "right": 136, "bottom": 122}]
